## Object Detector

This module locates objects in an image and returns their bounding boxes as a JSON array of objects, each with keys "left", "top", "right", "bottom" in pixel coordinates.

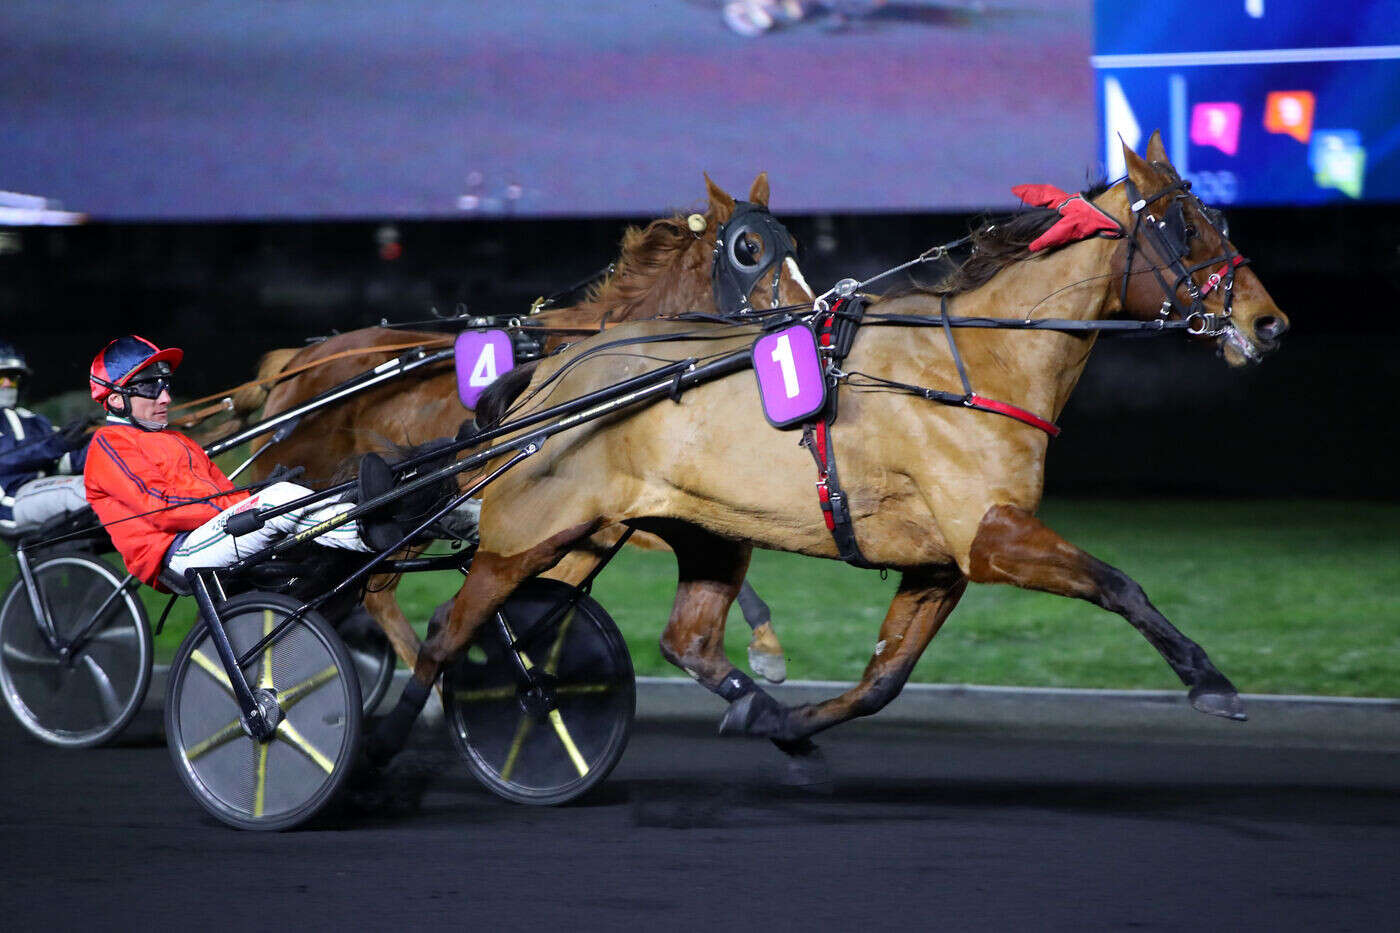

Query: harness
[
  {"left": 789, "top": 176, "right": 1245, "bottom": 566},
  {"left": 798, "top": 293, "right": 1063, "bottom": 566},
  {"left": 1119, "top": 172, "right": 1248, "bottom": 341}
]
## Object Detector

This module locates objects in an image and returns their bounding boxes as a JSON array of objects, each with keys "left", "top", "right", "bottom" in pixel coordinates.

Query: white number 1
[
  {"left": 469, "top": 344, "right": 498, "bottom": 387},
  {"left": 770, "top": 334, "right": 800, "bottom": 399}
]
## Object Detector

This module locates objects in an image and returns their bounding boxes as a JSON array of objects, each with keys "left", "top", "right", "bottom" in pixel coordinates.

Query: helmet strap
[{"left": 105, "top": 391, "right": 166, "bottom": 433}]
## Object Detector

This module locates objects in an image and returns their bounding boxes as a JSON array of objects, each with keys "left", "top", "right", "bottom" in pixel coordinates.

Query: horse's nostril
[{"left": 1254, "top": 315, "right": 1287, "bottom": 341}]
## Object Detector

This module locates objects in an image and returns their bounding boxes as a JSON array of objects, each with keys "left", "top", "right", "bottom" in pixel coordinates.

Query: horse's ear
[
  {"left": 705, "top": 173, "right": 736, "bottom": 222},
  {"left": 1144, "top": 130, "right": 1169, "bottom": 165},
  {"left": 1120, "top": 136, "right": 1159, "bottom": 189},
  {"left": 748, "top": 172, "right": 770, "bottom": 207}
]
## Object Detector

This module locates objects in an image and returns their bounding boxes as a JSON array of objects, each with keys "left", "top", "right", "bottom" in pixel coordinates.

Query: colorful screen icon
[
  {"left": 1309, "top": 131, "right": 1366, "bottom": 199},
  {"left": 1264, "top": 91, "right": 1315, "bottom": 144},
  {"left": 1191, "top": 102, "right": 1243, "bottom": 156}
]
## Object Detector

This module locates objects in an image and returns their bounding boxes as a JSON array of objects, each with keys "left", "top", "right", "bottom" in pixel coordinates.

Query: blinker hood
[{"left": 711, "top": 201, "right": 798, "bottom": 316}]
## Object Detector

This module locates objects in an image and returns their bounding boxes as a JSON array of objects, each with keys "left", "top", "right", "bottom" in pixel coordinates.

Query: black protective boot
[{"left": 355, "top": 452, "right": 407, "bottom": 551}]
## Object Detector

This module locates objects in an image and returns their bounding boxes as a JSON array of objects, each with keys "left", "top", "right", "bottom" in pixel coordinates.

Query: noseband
[
  {"left": 1120, "top": 172, "right": 1248, "bottom": 338},
  {"left": 711, "top": 201, "right": 799, "bottom": 316}
]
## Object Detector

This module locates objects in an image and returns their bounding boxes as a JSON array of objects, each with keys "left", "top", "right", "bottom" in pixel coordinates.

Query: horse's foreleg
[
  {"left": 775, "top": 565, "right": 966, "bottom": 741},
  {"left": 364, "top": 522, "right": 598, "bottom": 763},
  {"left": 968, "top": 504, "right": 1245, "bottom": 720}
]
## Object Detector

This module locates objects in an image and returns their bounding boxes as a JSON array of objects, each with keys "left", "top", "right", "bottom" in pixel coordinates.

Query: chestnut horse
[
  {"left": 230, "top": 175, "right": 813, "bottom": 679},
  {"left": 375, "top": 134, "right": 1289, "bottom": 773}
]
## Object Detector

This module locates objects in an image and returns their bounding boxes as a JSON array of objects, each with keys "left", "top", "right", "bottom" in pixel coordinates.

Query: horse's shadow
[{"left": 320, "top": 739, "right": 1400, "bottom": 834}]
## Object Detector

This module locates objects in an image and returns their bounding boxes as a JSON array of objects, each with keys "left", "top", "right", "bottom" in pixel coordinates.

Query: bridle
[
  {"left": 711, "top": 201, "right": 799, "bottom": 316},
  {"left": 1119, "top": 169, "right": 1248, "bottom": 340}
]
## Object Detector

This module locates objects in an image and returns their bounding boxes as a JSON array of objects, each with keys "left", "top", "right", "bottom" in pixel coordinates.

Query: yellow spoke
[
  {"left": 453, "top": 685, "right": 517, "bottom": 703},
  {"left": 185, "top": 718, "right": 244, "bottom": 761},
  {"left": 277, "top": 665, "right": 339, "bottom": 712},
  {"left": 254, "top": 741, "right": 269, "bottom": 817},
  {"left": 190, "top": 649, "right": 235, "bottom": 698},
  {"left": 542, "top": 608, "right": 576, "bottom": 676},
  {"left": 274, "top": 719, "right": 334, "bottom": 774},
  {"left": 455, "top": 681, "right": 613, "bottom": 705},
  {"left": 555, "top": 682, "right": 614, "bottom": 696},
  {"left": 258, "top": 610, "right": 275, "bottom": 690},
  {"left": 548, "top": 709, "right": 589, "bottom": 777},
  {"left": 499, "top": 714, "right": 534, "bottom": 782}
]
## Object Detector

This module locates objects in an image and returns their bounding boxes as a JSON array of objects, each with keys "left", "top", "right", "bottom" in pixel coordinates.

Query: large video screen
[
  {"left": 5, "top": 2, "right": 1393, "bottom": 221},
  {"left": 1, "top": 0, "right": 1096, "bottom": 220},
  {"left": 1094, "top": 0, "right": 1400, "bottom": 205}
]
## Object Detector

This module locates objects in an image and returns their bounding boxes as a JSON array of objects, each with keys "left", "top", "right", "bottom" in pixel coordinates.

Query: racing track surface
[{"left": 2, "top": 710, "right": 1398, "bottom": 929}]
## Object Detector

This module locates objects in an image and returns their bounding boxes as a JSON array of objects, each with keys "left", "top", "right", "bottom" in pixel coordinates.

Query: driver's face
[{"left": 129, "top": 387, "right": 171, "bottom": 428}]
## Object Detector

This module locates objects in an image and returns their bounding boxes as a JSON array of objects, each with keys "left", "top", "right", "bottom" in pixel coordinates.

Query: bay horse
[
  {"left": 373, "top": 133, "right": 1289, "bottom": 773},
  {"left": 224, "top": 175, "right": 814, "bottom": 681}
]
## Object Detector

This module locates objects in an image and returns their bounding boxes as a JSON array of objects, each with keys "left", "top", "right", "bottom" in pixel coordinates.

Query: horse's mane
[
  {"left": 575, "top": 213, "right": 697, "bottom": 316},
  {"left": 923, "top": 179, "right": 1112, "bottom": 297}
]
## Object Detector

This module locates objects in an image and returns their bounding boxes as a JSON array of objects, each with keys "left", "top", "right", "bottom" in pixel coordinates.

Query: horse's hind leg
[
  {"left": 737, "top": 579, "right": 787, "bottom": 684},
  {"left": 636, "top": 521, "right": 785, "bottom": 725},
  {"left": 549, "top": 532, "right": 787, "bottom": 684},
  {"left": 363, "top": 575, "right": 424, "bottom": 670},
  {"left": 968, "top": 504, "right": 1245, "bottom": 720},
  {"left": 364, "top": 521, "right": 599, "bottom": 763}
]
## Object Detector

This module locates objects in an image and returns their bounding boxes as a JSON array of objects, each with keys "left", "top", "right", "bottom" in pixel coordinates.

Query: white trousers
[
  {"left": 11, "top": 475, "right": 88, "bottom": 531},
  {"left": 166, "top": 482, "right": 372, "bottom": 576}
]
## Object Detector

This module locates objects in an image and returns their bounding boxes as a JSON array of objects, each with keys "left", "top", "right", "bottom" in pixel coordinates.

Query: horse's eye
[
  {"left": 734, "top": 232, "right": 762, "bottom": 267},
  {"left": 1184, "top": 224, "right": 1197, "bottom": 240}
]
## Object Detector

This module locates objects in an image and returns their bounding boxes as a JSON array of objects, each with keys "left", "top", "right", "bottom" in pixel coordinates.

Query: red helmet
[{"left": 89, "top": 335, "right": 183, "bottom": 403}]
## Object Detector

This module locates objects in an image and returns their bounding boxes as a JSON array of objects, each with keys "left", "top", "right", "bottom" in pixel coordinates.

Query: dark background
[{"left": 2, "top": 203, "right": 1397, "bottom": 497}]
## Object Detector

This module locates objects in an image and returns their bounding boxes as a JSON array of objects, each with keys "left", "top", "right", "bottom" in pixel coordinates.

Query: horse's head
[
  {"left": 704, "top": 173, "right": 815, "bottom": 315},
  {"left": 582, "top": 174, "right": 813, "bottom": 323},
  {"left": 1111, "top": 132, "right": 1289, "bottom": 366}
]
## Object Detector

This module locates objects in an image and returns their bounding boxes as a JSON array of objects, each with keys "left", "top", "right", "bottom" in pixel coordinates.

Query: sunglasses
[{"left": 126, "top": 376, "right": 171, "bottom": 400}]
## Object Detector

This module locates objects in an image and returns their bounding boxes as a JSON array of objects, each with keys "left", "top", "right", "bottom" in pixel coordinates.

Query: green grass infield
[{"left": 5, "top": 499, "right": 1396, "bottom": 698}]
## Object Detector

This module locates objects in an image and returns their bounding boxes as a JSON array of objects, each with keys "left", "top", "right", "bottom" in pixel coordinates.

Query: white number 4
[{"left": 469, "top": 344, "right": 498, "bottom": 387}]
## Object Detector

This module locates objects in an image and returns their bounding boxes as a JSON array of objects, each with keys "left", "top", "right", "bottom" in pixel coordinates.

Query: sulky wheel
[
  {"left": 0, "top": 553, "right": 151, "bottom": 748},
  {"left": 334, "top": 607, "right": 397, "bottom": 715},
  {"left": 165, "top": 592, "right": 361, "bottom": 831},
  {"left": 442, "top": 577, "right": 634, "bottom": 806}
]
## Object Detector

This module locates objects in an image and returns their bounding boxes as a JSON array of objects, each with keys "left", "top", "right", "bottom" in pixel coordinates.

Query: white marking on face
[{"left": 784, "top": 257, "right": 815, "bottom": 300}]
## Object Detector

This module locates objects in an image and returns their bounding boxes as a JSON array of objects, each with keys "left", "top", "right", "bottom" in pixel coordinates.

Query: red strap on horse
[
  {"left": 966, "top": 395, "right": 1062, "bottom": 437},
  {"left": 1199, "top": 255, "right": 1245, "bottom": 296}
]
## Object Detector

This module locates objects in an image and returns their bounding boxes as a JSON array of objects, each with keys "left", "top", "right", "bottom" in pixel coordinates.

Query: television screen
[{"left": 1094, "top": 0, "right": 1400, "bottom": 205}]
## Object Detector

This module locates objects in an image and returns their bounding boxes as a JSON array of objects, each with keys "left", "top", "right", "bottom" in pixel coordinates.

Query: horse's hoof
[
  {"left": 1189, "top": 686, "right": 1248, "bottom": 721},
  {"left": 718, "top": 691, "right": 787, "bottom": 738},
  {"left": 747, "top": 623, "right": 787, "bottom": 684}
]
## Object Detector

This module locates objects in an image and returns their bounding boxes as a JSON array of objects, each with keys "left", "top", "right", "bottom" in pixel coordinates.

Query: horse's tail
[{"left": 231, "top": 346, "right": 302, "bottom": 417}]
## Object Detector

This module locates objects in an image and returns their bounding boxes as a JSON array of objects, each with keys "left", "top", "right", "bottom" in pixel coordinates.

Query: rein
[{"left": 168, "top": 337, "right": 455, "bottom": 426}]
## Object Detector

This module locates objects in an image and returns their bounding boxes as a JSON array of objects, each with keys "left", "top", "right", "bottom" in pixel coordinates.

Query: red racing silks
[{"left": 1011, "top": 183, "right": 1123, "bottom": 253}]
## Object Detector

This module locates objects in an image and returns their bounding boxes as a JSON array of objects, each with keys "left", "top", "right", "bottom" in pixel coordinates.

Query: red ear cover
[{"left": 1011, "top": 184, "right": 1123, "bottom": 253}]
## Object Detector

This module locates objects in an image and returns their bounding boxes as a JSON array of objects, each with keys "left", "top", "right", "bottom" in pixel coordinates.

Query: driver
[
  {"left": 0, "top": 340, "right": 93, "bottom": 537},
  {"left": 83, "top": 335, "right": 382, "bottom": 589}
]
